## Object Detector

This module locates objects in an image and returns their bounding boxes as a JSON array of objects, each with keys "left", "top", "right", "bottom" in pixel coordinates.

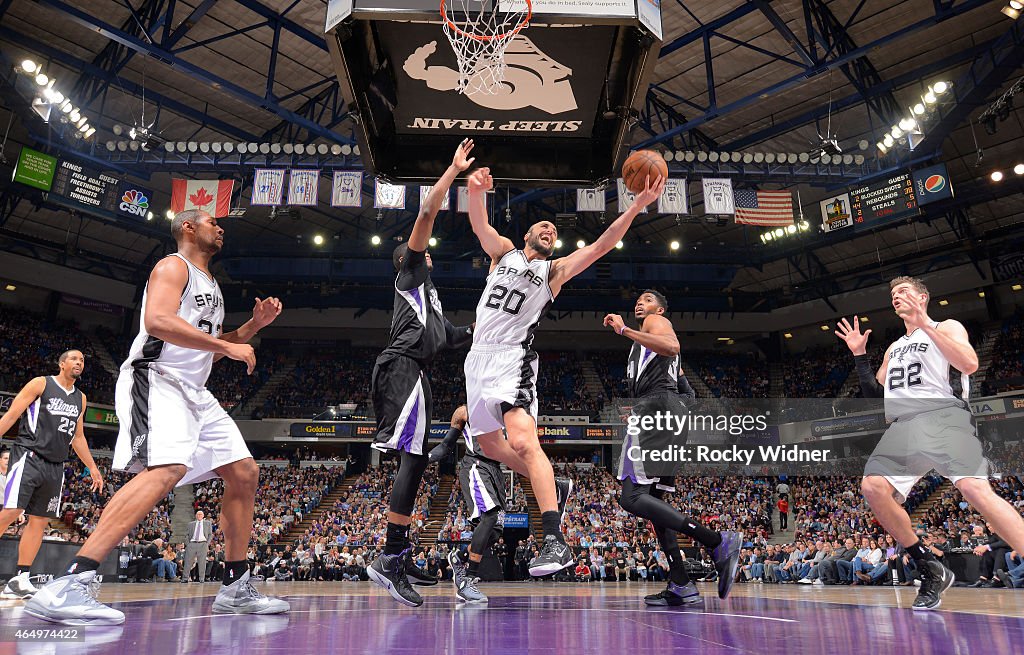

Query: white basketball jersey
[
  {"left": 472, "top": 249, "right": 554, "bottom": 348},
  {"left": 124, "top": 253, "right": 224, "bottom": 388},
  {"left": 883, "top": 322, "right": 969, "bottom": 419}
]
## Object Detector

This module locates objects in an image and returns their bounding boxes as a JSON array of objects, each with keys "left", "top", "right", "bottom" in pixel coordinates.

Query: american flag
[{"left": 734, "top": 189, "right": 794, "bottom": 226}]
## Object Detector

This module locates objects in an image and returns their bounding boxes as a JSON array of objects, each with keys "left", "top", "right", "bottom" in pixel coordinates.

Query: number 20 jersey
[
  {"left": 883, "top": 321, "right": 969, "bottom": 420},
  {"left": 123, "top": 253, "right": 224, "bottom": 389},
  {"left": 472, "top": 249, "right": 553, "bottom": 349}
]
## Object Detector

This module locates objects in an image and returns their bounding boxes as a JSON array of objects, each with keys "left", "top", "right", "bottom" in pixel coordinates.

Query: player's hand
[
  {"left": 16, "top": 511, "right": 25, "bottom": 525},
  {"left": 88, "top": 467, "right": 104, "bottom": 493},
  {"left": 835, "top": 316, "right": 871, "bottom": 356},
  {"left": 632, "top": 174, "right": 666, "bottom": 209},
  {"left": 251, "top": 297, "right": 283, "bottom": 330},
  {"left": 467, "top": 167, "right": 493, "bottom": 193},
  {"left": 451, "top": 405, "right": 468, "bottom": 429},
  {"left": 895, "top": 292, "right": 929, "bottom": 329},
  {"left": 428, "top": 442, "right": 453, "bottom": 464},
  {"left": 224, "top": 342, "right": 256, "bottom": 374},
  {"left": 603, "top": 313, "right": 626, "bottom": 335},
  {"left": 453, "top": 139, "right": 476, "bottom": 172}
]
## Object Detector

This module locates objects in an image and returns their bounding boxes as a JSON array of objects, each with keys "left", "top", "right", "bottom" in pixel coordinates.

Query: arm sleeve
[
  {"left": 444, "top": 318, "right": 474, "bottom": 350},
  {"left": 677, "top": 374, "right": 696, "bottom": 399},
  {"left": 439, "top": 426, "right": 463, "bottom": 451},
  {"left": 396, "top": 247, "right": 429, "bottom": 292},
  {"left": 854, "top": 354, "right": 884, "bottom": 398}
]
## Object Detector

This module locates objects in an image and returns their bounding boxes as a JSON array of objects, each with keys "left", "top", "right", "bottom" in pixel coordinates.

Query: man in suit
[
  {"left": 183, "top": 511, "right": 212, "bottom": 583},
  {"left": 972, "top": 524, "right": 1011, "bottom": 587}
]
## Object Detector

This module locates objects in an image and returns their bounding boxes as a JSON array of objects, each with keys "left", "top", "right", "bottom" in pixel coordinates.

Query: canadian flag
[{"left": 170, "top": 179, "right": 234, "bottom": 218}]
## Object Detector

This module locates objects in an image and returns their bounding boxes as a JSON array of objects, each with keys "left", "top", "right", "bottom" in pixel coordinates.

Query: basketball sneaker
[
  {"left": 23, "top": 570, "right": 124, "bottom": 625},
  {"left": 368, "top": 550, "right": 423, "bottom": 607},
  {"left": 406, "top": 556, "right": 439, "bottom": 586},
  {"left": 528, "top": 534, "right": 574, "bottom": 576},
  {"left": 212, "top": 570, "right": 290, "bottom": 614},
  {"left": 1, "top": 571, "right": 38, "bottom": 599},
  {"left": 912, "top": 560, "right": 955, "bottom": 611},
  {"left": 712, "top": 531, "right": 743, "bottom": 599},
  {"left": 555, "top": 478, "right": 574, "bottom": 525},
  {"left": 448, "top": 550, "right": 489, "bottom": 603},
  {"left": 644, "top": 581, "right": 702, "bottom": 606}
]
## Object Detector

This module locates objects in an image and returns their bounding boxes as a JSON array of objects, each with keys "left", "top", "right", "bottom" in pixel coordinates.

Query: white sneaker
[
  {"left": 1, "top": 571, "right": 39, "bottom": 599},
  {"left": 797, "top": 577, "right": 813, "bottom": 585},
  {"left": 23, "top": 571, "right": 124, "bottom": 625},
  {"left": 212, "top": 570, "right": 290, "bottom": 614}
]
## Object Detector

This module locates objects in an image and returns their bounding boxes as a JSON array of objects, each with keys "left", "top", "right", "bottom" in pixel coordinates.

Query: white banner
[
  {"left": 419, "top": 185, "right": 451, "bottom": 211},
  {"left": 820, "top": 193, "right": 853, "bottom": 233},
  {"left": 331, "top": 171, "right": 362, "bottom": 207},
  {"left": 287, "top": 170, "right": 319, "bottom": 206},
  {"left": 658, "top": 178, "right": 687, "bottom": 214},
  {"left": 251, "top": 169, "right": 285, "bottom": 206},
  {"left": 616, "top": 179, "right": 647, "bottom": 213},
  {"left": 702, "top": 178, "right": 734, "bottom": 215},
  {"left": 576, "top": 187, "right": 604, "bottom": 212},
  {"left": 375, "top": 181, "right": 406, "bottom": 209},
  {"left": 457, "top": 186, "right": 470, "bottom": 213}
]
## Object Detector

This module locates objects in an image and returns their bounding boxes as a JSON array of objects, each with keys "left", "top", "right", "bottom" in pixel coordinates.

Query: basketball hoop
[{"left": 440, "top": 0, "right": 532, "bottom": 95}]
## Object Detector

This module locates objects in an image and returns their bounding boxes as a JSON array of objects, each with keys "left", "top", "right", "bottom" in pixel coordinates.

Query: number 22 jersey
[
  {"left": 472, "top": 249, "right": 553, "bottom": 349},
  {"left": 123, "top": 253, "right": 224, "bottom": 389},
  {"left": 883, "top": 321, "right": 970, "bottom": 420}
]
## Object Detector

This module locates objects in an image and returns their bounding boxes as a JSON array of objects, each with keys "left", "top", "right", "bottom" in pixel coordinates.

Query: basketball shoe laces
[{"left": 397, "top": 548, "right": 417, "bottom": 594}]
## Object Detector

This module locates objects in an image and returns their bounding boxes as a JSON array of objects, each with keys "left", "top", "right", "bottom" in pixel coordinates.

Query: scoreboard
[
  {"left": 50, "top": 159, "right": 119, "bottom": 210},
  {"left": 849, "top": 172, "right": 920, "bottom": 232}
]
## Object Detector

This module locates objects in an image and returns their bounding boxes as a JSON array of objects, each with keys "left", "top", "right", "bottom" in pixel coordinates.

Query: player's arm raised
[
  {"left": 603, "top": 313, "right": 679, "bottom": 357},
  {"left": 144, "top": 257, "right": 256, "bottom": 373},
  {"left": 466, "top": 167, "right": 514, "bottom": 263},
  {"left": 409, "top": 139, "right": 475, "bottom": 252},
  {"left": 69, "top": 392, "right": 103, "bottom": 493},
  {"left": 549, "top": 175, "right": 664, "bottom": 293},
  {"left": 214, "top": 297, "right": 283, "bottom": 363},
  {"left": 0, "top": 376, "right": 46, "bottom": 435}
]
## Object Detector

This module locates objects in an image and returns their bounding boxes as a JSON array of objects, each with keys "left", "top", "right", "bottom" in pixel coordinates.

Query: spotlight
[
  {"left": 669, "top": 240, "right": 680, "bottom": 251},
  {"left": 69, "top": 110, "right": 80, "bottom": 123},
  {"left": 773, "top": 228, "right": 784, "bottom": 237},
  {"left": 820, "top": 325, "right": 830, "bottom": 331},
  {"left": 554, "top": 239, "right": 563, "bottom": 249},
  {"left": 146, "top": 212, "right": 154, "bottom": 221},
  {"left": 877, "top": 142, "right": 888, "bottom": 152},
  {"left": 1013, "top": 284, "right": 1022, "bottom": 291},
  {"left": 764, "top": 232, "right": 773, "bottom": 242},
  {"left": 978, "top": 291, "right": 986, "bottom": 298},
  {"left": 1012, "top": 0, "right": 1024, "bottom": 8},
  {"left": 783, "top": 333, "right": 793, "bottom": 339},
  {"left": 786, "top": 225, "right": 796, "bottom": 234},
  {"left": 912, "top": 103, "right": 925, "bottom": 115},
  {"left": 428, "top": 237, "right": 437, "bottom": 247},
  {"left": 899, "top": 118, "right": 916, "bottom": 131},
  {"left": 939, "top": 299, "right": 949, "bottom": 306},
  {"left": 35, "top": 73, "right": 48, "bottom": 86},
  {"left": 576, "top": 239, "right": 586, "bottom": 249},
  {"left": 166, "top": 210, "right": 175, "bottom": 219},
  {"left": 933, "top": 81, "right": 949, "bottom": 94},
  {"left": 924, "top": 90, "right": 937, "bottom": 104},
  {"left": 890, "top": 126, "right": 903, "bottom": 139},
  {"left": 331, "top": 144, "right": 343, "bottom": 156},
  {"left": 1002, "top": 5, "right": 1021, "bottom": 18},
  {"left": 992, "top": 171, "right": 1004, "bottom": 182},
  {"left": 1014, "top": 164, "right": 1024, "bottom": 175},
  {"left": 77, "top": 116, "right": 88, "bottom": 129},
  {"left": 615, "top": 240, "right": 623, "bottom": 249},
  {"left": 799, "top": 221, "right": 809, "bottom": 230},
  {"left": 883, "top": 135, "right": 894, "bottom": 147},
  {"left": 20, "top": 59, "right": 38, "bottom": 74},
  {"left": 313, "top": 234, "right": 324, "bottom": 246},
  {"left": 62, "top": 103, "right": 73, "bottom": 114},
  {"left": 370, "top": 235, "right": 381, "bottom": 245},
  {"left": 84, "top": 127, "right": 95, "bottom": 139}
]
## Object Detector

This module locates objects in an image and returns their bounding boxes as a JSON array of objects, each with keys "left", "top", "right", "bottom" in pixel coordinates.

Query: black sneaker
[
  {"left": 405, "top": 556, "right": 439, "bottom": 587},
  {"left": 644, "top": 581, "right": 702, "bottom": 606},
  {"left": 912, "top": 560, "right": 955, "bottom": 611},
  {"left": 711, "top": 531, "right": 742, "bottom": 599},
  {"left": 528, "top": 535, "right": 574, "bottom": 577},
  {"left": 555, "top": 478, "right": 574, "bottom": 525},
  {"left": 368, "top": 550, "right": 423, "bottom": 607}
]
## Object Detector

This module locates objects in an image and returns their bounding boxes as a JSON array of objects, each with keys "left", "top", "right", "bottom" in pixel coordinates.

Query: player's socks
[
  {"left": 64, "top": 556, "right": 100, "bottom": 576},
  {"left": 541, "top": 511, "right": 564, "bottom": 542},
  {"left": 676, "top": 520, "right": 722, "bottom": 550},
  {"left": 223, "top": 561, "right": 249, "bottom": 586},
  {"left": 385, "top": 522, "right": 410, "bottom": 555},
  {"left": 468, "top": 559, "right": 481, "bottom": 579}
]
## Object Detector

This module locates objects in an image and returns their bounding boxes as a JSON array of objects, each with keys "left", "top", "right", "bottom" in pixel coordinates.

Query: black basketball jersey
[
  {"left": 380, "top": 248, "right": 449, "bottom": 365},
  {"left": 626, "top": 342, "right": 680, "bottom": 398},
  {"left": 17, "top": 376, "right": 84, "bottom": 463}
]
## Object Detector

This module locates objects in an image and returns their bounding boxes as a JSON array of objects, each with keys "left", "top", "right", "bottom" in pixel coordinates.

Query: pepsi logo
[{"left": 924, "top": 175, "right": 945, "bottom": 193}]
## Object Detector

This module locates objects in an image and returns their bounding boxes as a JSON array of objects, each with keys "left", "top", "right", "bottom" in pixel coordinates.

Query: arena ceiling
[{"left": 0, "top": 0, "right": 1021, "bottom": 310}]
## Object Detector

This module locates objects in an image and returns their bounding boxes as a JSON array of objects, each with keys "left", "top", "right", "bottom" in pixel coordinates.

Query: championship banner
[
  {"left": 616, "top": 179, "right": 647, "bottom": 213},
  {"left": 419, "top": 185, "right": 451, "bottom": 211},
  {"left": 577, "top": 187, "right": 605, "bottom": 212},
  {"left": 457, "top": 186, "right": 470, "bottom": 212},
  {"left": 170, "top": 178, "right": 234, "bottom": 218},
  {"left": 251, "top": 169, "right": 285, "bottom": 206},
  {"left": 702, "top": 178, "right": 734, "bottom": 214},
  {"left": 287, "top": 170, "right": 320, "bottom": 206},
  {"left": 331, "top": 171, "right": 362, "bottom": 207},
  {"left": 375, "top": 180, "right": 406, "bottom": 209},
  {"left": 820, "top": 193, "right": 853, "bottom": 233},
  {"left": 658, "top": 178, "right": 687, "bottom": 214}
]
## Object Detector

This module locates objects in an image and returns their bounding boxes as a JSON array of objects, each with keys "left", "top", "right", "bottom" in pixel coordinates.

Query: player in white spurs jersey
[
  {"left": 836, "top": 275, "right": 1024, "bottom": 611},
  {"left": 463, "top": 166, "right": 664, "bottom": 576},
  {"left": 25, "top": 210, "right": 288, "bottom": 625}
]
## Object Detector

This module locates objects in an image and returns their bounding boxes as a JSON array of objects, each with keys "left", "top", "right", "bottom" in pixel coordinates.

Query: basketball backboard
[{"left": 325, "top": 0, "right": 662, "bottom": 185}]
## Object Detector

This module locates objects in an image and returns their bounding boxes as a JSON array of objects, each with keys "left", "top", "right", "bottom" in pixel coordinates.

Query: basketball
[{"left": 622, "top": 149, "right": 668, "bottom": 193}]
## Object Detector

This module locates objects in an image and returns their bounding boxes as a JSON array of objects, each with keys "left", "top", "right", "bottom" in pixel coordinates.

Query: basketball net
[{"left": 440, "top": 0, "right": 532, "bottom": 95}]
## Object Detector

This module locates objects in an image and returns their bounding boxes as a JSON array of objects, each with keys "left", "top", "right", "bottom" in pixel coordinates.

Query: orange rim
[{"left": 440, "top": 0, "right": 532, "bottom": 42}]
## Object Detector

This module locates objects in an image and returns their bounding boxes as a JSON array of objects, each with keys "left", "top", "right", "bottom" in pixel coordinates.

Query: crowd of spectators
[
  {"left": 782, "top": 345, "right": 851, "bottom": 398},
  {"left": 985, "top": 315, "right": 1024, "bottom": 394},
  {"left": 685, "top": 352, "right": 770, "bottom": 398}
]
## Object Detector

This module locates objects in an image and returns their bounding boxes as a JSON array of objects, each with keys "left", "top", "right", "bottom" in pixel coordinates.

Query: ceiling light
[
  {"left": 83, "top": 127, "right": 95, "bottom": 139},
  {"left": 1014, "top": 164, "right": 1024, "bottom": 175},
  {"left": 717, "top": 337, "right": 730, "bottom": 341},
  {"left": 912, "top": 103, "right": 925, "bottom": 115},
  {"left": 861, "top": 316, "right": 869, "bottom": 323},
  {"left": 890, "top": 126, "right": 903, "bottom": 139},
  {"left": 978, "top": 291, "right": 986, "bottom": 298},
  {"left": 939, "top": 299, "right": 949, "bottom": 306},
  {"left": 786, "top": 225, "right": 796, "bottom": 234},
  {"left": 313, "top": 234, "right": 324, "bottom": 246},
  {"left": 147, "top": 211, "right": 154, "bottom": 221},
  {"left": 992, "top": 171, "right": 1004, "bottom": 182},
  {"left": 554, "top": 239, "right": 563, "bottom": 249},
  {"left": 69, "top": 110, "right": 80, "bottom": 123},
  {"left": 1012, "top": 284, "right": 1022, "bottom": 291},
  {"left": 77, "top": 117, "right": 88, "bottom": 128},
  {"left": 576, "top": 239, "right": 586, "bottom": 249},
  {"left": 924, "top": 90, "right": 937, "bottom": 104},
  {"left": 783, "top": 333, "right": 793, "bottom": 339},
  {"left": 669, "top": 240, "right": 680, "bottom": 251},
  {"left": 899, "top": 118, "right": 916, "bottom": 131},
  {"left": 820, "top": 325, "right": 830, "bottom": 331},
  {"left": 883, "top": 135, "right": 894, "bottom": 147},
  {"left": 933, "top": 81, "right": 949, "bottom": 94},
  {"left": 166, "top": 210, "right": 175, "bottom": 220},
  {"left": 61, "top": 103, "right": 73, "bottom": 114},
  {"left": 428, "top": 237, "right": 437, "bottom": 247},
  {"left": 371, "top": 235, "right": 381, "bottom": 245},
  {"left": 35, "top": 73, "right": 49, "bottom": 86},
  {"left": 773, "top": 228, "right": 784, "bottom": 237},
  {"left": 877, "top": 142, "right": 888, "bottom": 152},
  {"left": 1011, "top": 0, "right": 1023, "bottom": 9},
  {"left": 21, "top": 59, "right": 38, "bottom": 74},
  {"left": 615, "top": 240, "right": 623, "bottom": 249},
  {"left": 1002, "top": 5, "right": 1021, "bottom": 19},
  {"left": 799, "top": 221, "right": 809, "bottom": 230}
]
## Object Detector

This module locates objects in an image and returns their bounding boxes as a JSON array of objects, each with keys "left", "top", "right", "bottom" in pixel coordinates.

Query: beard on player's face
[{"left": 527, "top": 233, "right": 553, "bottom": 257}]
